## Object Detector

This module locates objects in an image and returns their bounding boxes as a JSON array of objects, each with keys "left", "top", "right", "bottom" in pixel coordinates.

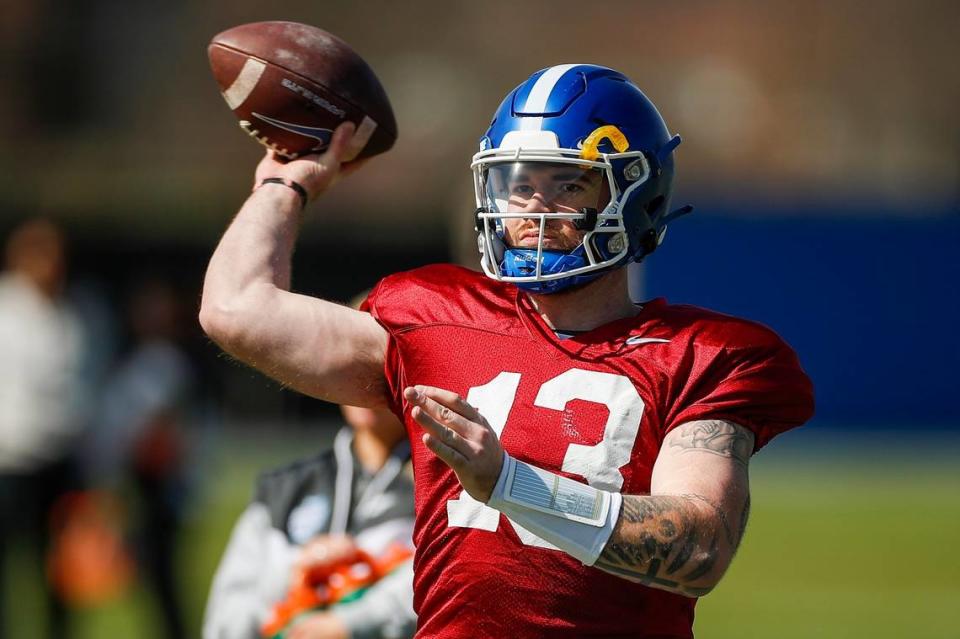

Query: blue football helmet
[{"left": 472, "top": 64, "right": 692, "bottom": 294}]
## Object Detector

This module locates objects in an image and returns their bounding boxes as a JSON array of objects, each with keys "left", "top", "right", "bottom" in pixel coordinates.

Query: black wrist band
[{"left": 257, "top": 177, "right": 308, "bottom": 210}]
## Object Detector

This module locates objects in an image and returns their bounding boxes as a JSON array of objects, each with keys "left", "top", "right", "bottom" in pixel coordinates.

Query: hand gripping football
[{"left": 208, "top": 21, "right": 397, "bottom": 159}]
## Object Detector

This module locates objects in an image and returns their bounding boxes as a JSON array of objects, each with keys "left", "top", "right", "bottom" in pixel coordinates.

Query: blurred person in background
[
  {"left": 200, "top": 64, "right": 814, "bottom": 637},
  {"left": 203, "top": 399, "right": 416, "bottom": 639},
  {"left": 0, "top": 218, "right": 87, "bottom": 639},
  {"left": 87, "top": 277, "right": 197, "bottom": 639}
]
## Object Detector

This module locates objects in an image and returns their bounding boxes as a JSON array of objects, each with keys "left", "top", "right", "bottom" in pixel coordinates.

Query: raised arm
[
  {"left": 592, "top": 420, "right": 752, "bottom": 596},
  {"left": 199, "top": 123, "right": 390, "bottom": 408}
]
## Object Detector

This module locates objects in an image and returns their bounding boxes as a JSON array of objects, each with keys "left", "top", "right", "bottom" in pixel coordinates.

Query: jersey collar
[{"left": 515, "top": 291, "right": 668, "bottom": 360}]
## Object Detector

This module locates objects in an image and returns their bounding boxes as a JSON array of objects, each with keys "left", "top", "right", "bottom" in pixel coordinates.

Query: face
[
  {"left": 341, "top": 404, "right": 405, "bottom": 440},
  {"left": 496, "top": 163, "right": 609, "bottom": 251},
  {"left": 5, "top": 219, "right": 67, "bottom": 295}
]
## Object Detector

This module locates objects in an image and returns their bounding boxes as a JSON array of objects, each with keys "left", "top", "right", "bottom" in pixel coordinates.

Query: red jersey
[{"left": 364, "top": 264, "right": 814, "bottom": 639}]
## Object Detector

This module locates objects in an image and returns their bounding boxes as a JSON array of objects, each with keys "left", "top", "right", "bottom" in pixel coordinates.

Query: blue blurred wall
[{"left": 642, "top": 202, "right": 960, "bottom": 428}]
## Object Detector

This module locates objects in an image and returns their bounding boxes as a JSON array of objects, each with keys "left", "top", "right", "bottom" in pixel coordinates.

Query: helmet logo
[{"left": 580, "top": 125, "right": 630, "bottom": 161}]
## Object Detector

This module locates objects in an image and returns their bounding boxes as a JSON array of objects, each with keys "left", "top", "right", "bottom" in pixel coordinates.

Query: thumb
[
  {"left": 341, "top": 118, "right": 375, "bottom": 163},
  {"left": 322, "top": 121, "right": 358, "bottom": 167}
]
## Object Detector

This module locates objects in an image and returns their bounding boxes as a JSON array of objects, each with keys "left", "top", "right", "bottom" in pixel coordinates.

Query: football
[{"left": 208, "top": 21, "right": 397, "bottom": 160}]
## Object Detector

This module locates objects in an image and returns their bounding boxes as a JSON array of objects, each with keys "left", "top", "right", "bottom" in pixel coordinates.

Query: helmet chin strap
[
  {"left": 501, "top": 246, "right": 608, "bottom": 295},
  {"left": 476, "top": 201, "right": 631, "bottom": 294}
]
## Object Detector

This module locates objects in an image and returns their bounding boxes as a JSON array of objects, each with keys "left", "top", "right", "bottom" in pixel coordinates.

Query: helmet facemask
[{"left": 472, "top": 147, "right": 652, "bottom": 293}]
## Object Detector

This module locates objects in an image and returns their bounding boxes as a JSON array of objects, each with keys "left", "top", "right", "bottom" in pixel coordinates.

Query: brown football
[{"left": 208, "top": 21, "right": 397, "bottom": 159}]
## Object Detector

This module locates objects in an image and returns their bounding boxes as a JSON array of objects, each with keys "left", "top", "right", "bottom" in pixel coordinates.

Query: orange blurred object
[
  {"left": 261, "top": 542, "right": 414, "bottom": 638},
  {"left": 46, "top": 490, "right": 135, "bottom": 607}
]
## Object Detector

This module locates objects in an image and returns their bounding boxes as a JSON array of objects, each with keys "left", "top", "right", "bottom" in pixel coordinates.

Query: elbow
[
  {"left": 679, "top": 548, "right": 729, "bottom": 598},
  {"left": 680, "top": 578, "right": 718, "bottom": 598},
  {"left": 199, "top": 297, "right": 249, "bottom": 350}
]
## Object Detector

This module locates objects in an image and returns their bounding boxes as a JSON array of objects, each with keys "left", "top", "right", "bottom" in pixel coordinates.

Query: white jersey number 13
[{"left": 446, "top": 369, "right": 644, "bottom": 550}]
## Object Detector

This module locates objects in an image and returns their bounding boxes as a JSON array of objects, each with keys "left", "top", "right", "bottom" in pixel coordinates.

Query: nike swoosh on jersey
[
  {"left": 624, "top": 336, "right": 671, "bottom": 345},
  {"left": 252, "top": 112, "right": 333, "bottom": 143}
]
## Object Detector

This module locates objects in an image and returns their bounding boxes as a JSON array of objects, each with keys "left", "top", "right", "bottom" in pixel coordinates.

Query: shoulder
[
  {"left": 649, "top": 301, "right": 794, "bottom": 355},
  {"left": 648, "top": 302, "right": 814, "bottom": 446},
  {"left": 365, "top": 263, "right": 517, "bottom": 332},
  {"left": 638, "top": 300, "right": 812, "bottom": 406},
  {"left": 368, "top": 264, "right": 494, "bottom": 305}
]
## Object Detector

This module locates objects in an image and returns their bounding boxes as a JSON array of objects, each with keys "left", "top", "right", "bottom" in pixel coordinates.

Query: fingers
[
  {"left": 421, "top": 430, "right": 468, "bottom": 470},
  {"left": 405, "top": 387, "right": 483, "bottom": 440},
  {"left": 325, "top": 120, "right": 358, "bottom": 164},
  {"left": 405, "top": 386, "right": 477, "bottom": 461},
  {"left": 409, "top": 400, "right": 470, "bottom": 455},
  {"left": 407, "top": 385, "right": 484, "bottom": 424},
  {"left": 323, "top": 118, "right": 371, "bottom": 167},
  {"left": 252, "top": 120, "right": 370, "bottom": 202},
  {"left": 294, "top": 121, "right": 354, "bottom": 175},
  {"left": 405, "top": 384, "right": 504, "bottom": 502},
  {"left": 342, "top": 118, "right": 374, "bottom": 162}
]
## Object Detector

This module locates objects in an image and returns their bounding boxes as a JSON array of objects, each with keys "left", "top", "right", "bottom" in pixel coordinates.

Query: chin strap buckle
[{"left": 474, "top": 207, "right": 489, "bottom": 233}]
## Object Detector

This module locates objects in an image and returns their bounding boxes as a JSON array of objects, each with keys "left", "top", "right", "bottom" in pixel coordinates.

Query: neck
[{"left": 525, "top": 268, "right": 637, "bottom": 332}]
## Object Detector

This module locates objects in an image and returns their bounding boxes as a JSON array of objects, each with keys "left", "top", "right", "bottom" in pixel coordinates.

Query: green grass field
[
  {"left": 696, "top": 435, "right": 960, "bottom": 638},
  {"left": 4, "top": 428, "right": 959, "bottom": 638}
]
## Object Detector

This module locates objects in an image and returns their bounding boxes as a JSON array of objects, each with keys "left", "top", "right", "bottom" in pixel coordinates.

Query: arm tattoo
[
  {"left": 595, "top": 421, "right": 753, "bottom": 595},
  {"left": 595, "top": 495, "right": 721, "bottom": 597},
  {"left": 668, "top": 420, "right": 753, "bottom": 466},
  {"left": 683, "top": 493, "right": 735, "bottom": 547}
]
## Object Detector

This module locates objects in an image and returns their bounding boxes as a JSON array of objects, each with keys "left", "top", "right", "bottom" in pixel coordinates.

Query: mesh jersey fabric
[{"left": 363, "top": 264, "right": 813, "bottom": 639}]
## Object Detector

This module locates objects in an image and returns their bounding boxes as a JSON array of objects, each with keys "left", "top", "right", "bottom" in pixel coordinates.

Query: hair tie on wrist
[{"left": 257, "top": 177, "right": 308, "bottom": 210}]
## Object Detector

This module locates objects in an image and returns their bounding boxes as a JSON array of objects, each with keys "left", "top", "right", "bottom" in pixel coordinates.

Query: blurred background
[{"left": 1, "top": 0, "right": 957, "bottom": 637}]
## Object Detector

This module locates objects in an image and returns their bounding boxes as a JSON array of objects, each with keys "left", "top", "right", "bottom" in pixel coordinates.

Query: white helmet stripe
[{"left": 519, "top": 64, "right": 579, "bottom": 132}]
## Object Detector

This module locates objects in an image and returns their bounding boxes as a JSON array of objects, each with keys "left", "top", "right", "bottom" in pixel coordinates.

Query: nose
[{"left": 522, "top": 194, "right": 551, "bottom": 214}]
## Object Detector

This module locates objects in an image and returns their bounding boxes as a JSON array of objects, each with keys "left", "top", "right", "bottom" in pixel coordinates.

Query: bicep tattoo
[{"left": 668, "top": 420, "right": 753, "bottom": 466}]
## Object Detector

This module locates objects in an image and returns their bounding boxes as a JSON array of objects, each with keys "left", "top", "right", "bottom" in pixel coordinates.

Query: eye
[
  {"left": 511, "top": 184, "right": 535, "bottom": 195},
  {"left": 559, "top": 183, "right": 585, "bottom": 194}
]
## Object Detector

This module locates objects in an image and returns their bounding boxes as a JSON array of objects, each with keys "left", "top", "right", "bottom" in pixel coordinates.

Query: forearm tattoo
[
  {"left": 668, "top": 420, "right": 753, "bottom": 467},
  {"left": 595, "top": 495, "right": 719, "bottom": 597},
  {"left": 683, "top": 493, "right": 735, "bottom": 547},
  {"left": 595, "top": 421, "right": 754, "bottom": 596}
]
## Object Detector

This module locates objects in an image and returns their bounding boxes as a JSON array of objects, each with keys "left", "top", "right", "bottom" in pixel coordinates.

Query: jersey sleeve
[
  {"left": 361, "top": 276, "right": 408, "bottom": 418},
  {"left": 361, "top": 264, "right": 498, "bottom": 419},
  {"left": 663, "top": 326, "right": 815, "bottom": 452}
]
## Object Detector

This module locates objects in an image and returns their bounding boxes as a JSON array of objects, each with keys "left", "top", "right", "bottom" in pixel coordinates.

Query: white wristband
[{"left": 487, "top": 453, "right": 622, "bottom": 566}]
